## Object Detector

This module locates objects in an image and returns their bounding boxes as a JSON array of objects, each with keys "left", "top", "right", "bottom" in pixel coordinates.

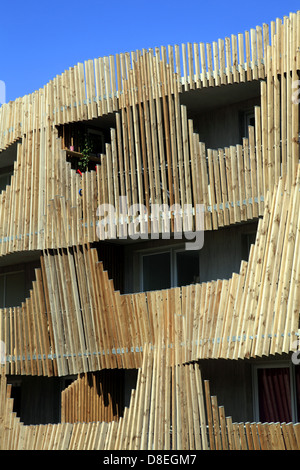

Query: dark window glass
[
  {"left": 142, "top": 252, "right": 171, "bottom": 292},
  {"left": 176, "top": 250, "right": 199, "bottom": 287}
]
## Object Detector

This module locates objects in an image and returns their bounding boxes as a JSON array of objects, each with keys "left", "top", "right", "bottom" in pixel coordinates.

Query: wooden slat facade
[
  {"left": 1, "top": 345, "right": 300, "bottom": 450},
  {"left": 0, "top": 10, "right": 300, "bottom": 450}
]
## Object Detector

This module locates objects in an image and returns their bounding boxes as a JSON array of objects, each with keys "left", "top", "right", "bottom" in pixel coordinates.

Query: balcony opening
[
  {"left": 10, "top": 379, "right": 22, "bottom": 417},
  {"left": 57, "top": 113, "right": 116, "bottom": 173},
  {"left": 0, "top": 251, "right": 41, "bottom": 308},
  {"left": 91, "top": 241, "right": 125, "bottom": 294},
  {"left": 0, "top": 140, "right": 21, "bottom": 193},
  {"left": 123, "top": 220, "right": 258, "bottom": 294},
  {"left": 180, "top": 79, "right": 261, "bottom": 150},
  {"left": 59, "top": 369, "right": 138, "bottom": 424},
  {"left": 6, "top": 375, "right": 61, "bottom": 425}
]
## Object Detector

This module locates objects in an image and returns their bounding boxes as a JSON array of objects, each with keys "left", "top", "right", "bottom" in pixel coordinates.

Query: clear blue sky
[{"left": 1, "top": 0, "right": 300, "bottom": 103}]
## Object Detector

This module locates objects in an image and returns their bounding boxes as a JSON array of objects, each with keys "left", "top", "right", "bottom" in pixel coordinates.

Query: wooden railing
[
  {"left": 0, "top": 165, "right": 299, "bottom": 377},
  {"left": 1, "top": 345, "right": 300, "bottom": 450},
  {"left": 0, "top": 101, "right": 268, "bottom": 259},
  {"left": 1, "top": 11, "right": 300, "bottom": 150},
  {"left": 0, "top": 13, "right": 298, "bottom": 257}
]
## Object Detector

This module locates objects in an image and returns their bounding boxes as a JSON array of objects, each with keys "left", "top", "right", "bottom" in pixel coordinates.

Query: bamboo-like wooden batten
[
  {"left": 61, "top": 370, "right": 124, "bottom": 424},
  {"left": 0, "top": 14, "right": 299, "bottom": 253},
  {"left": 0, "top": 12, "right": 299, "bottom": 149},
  {"left": 0, "top": 79, "right": 297, "bottom": 256},
  {"left": 1, "top": 345, "right": 300, "bottom": 450},
  {"left": 0, "top": 165, "right": 299, "bottom": 377},
  {"left": 0, "top": 9, "right": 300, "bottom": 451}
]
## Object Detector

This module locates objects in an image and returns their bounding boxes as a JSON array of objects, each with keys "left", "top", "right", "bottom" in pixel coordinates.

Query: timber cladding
[
  {"left": 1, "top": 177, "right": 299, "bottom": 376},
  {"left": 60, "top": 370, "right": 125, "bottom": 424},
  {"left": 0, "top": 10, "right": 299, "bottom": 450},
  {"left": 1, "top": 347, "right": 300, "bottom": 450}
]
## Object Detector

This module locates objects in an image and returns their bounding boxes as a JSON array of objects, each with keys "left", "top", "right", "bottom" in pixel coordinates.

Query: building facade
[{"left": 0, "top": 10, "right": 300, "bottom": 450}]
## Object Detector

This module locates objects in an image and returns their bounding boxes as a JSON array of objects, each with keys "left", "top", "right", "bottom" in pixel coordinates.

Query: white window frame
[
  {"left": 139, "top": 245, "right": 200, "bottom": 292},
  {"left": 252, "top": 361, "right": 298, "bottom": 423}
]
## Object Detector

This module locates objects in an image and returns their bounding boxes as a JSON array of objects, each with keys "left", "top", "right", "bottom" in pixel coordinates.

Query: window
[
  {"left": 140, "top": 247, "right": 200, "bottom": 292},
  {"left": 142, "top": 251, "right": 171, "bottom": 292},
  {"left": 241, "top": 109, "right": 255, "bottom": 141},
  {"left": 175, "top": 250, "right": 200, "bottom": 287},
  {"left": 0, "top": 270, "right": 25, "bottom": 308},
  {"left": 253, "top": 363, "right": 300, "bottom": 423}
]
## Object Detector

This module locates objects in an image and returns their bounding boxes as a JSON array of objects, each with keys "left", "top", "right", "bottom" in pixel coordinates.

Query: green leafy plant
[{"left": 78, "top": 135, "right": 92, "bottom": 172}]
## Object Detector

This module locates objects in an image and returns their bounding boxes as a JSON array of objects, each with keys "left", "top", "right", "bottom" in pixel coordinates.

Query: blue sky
[{"left": 1, "top": 0, "right": 300, "bottom": 103}]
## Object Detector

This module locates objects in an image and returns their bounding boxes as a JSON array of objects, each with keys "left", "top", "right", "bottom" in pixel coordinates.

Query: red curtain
[
  {"left": 257, "top": 367, "right": 292, "bottom": 423},
  {"left": 295, "top": 365, "right": 300, "bottom": 422}
]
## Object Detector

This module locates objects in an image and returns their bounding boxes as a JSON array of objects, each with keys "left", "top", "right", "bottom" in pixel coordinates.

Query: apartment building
[{"left": 0, "top": 9, "right": 300, "bottom": 450}]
